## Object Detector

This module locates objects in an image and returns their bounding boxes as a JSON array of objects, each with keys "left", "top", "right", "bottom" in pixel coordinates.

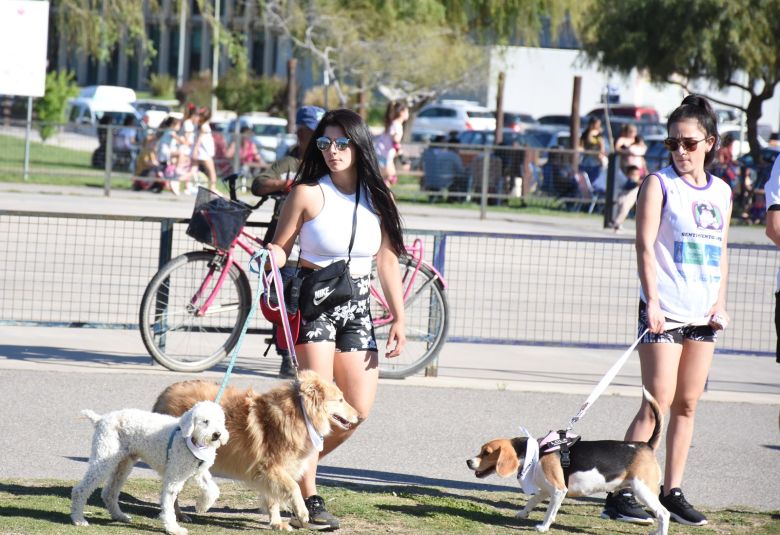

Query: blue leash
[{"left": 214, "top": 249, "right": 267, "bottom": 404}]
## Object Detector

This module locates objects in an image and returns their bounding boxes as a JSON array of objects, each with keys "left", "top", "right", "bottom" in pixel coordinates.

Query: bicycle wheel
[
  {"left": 372, "top": 258, "right": 449, "bottom": 379},
  {"left": 139, "top": 250, "right": 252, "bottom": 372}
]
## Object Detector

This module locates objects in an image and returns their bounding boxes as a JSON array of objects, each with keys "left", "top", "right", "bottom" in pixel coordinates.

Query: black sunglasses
[
  {"left": 663, "top": 137, "right": 708, "bottom": 152},
  {"left": 315, "top": 136, "right": 351, "bottom": 151}
]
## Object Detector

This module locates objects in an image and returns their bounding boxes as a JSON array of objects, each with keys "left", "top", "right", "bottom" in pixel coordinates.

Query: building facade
[{"left": 49, "top": 0, "right": 294, "bottom": 91}]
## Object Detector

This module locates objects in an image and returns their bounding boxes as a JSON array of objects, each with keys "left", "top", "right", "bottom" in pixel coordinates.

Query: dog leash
[
  {"left": 565, "top": 317, "right": 714, "bottom": 432},
  {"left": 259, "top": 250, "right": 325, "bottom": 451},
  {"left": 213, "top": 250, "right": 268, "bottom": 404}
]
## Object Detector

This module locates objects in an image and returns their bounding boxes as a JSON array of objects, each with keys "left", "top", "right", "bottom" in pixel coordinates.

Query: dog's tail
[
  {"left": 80, "top": 409, "right": 102, "bottom": 425},
  {"left": 642, "top": 387, "right": 664, "bottom": 451}
]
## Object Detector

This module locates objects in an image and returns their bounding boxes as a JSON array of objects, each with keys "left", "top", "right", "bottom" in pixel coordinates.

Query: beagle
[{"left": 466, "top": 388, "right": 669, "bottom": 534}]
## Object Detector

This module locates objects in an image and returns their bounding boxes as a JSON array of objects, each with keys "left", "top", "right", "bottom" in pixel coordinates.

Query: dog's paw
[
  {"left": 175, "top": 511, "right": 192, "bottom": 523},
  {"left": 111, "top": 512, "right": 132, "bottom": 523},
  {"left": 71, "top": 516, "right": 89, "bottom": 526},
  {"left": 516, "top": 509, "right": 530, "bottom": 519},
  {"left": 195, "top": 495, "right": 217, "bottom": 513},
  {"left": 269, "top": 520, "right": 292, "bottom": 531},
  {"left": 534, "top": 524, "right": 550, "bottom": 533},
  {"left": 166, "top": 527, "right": 188, "bottom": 535}
]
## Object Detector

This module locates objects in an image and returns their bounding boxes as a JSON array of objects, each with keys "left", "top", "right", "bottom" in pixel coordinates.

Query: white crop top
[
  {"left": 640, "top": 165, "right": 732, "bottom": 322},
  {"left": 299, "top": 175, "right": 382, "bottom": 276}
]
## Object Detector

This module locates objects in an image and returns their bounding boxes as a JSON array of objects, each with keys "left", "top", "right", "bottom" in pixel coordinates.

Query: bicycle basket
[{"left": 186, "top": 187, "right": 252, "bottom": 250}]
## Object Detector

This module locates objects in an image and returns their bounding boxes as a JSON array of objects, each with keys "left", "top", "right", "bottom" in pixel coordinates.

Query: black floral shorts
[
  {"left": 298, "top": 273, "right": 378, "bottom": 353},
  {"left": 638, "top": 300, "right": 717, "bottom": 344}
]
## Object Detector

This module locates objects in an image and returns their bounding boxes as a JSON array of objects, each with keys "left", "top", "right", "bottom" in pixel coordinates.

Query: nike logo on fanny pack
[{"left": 312, "top": 287, "right": 335, "bottom": 306}]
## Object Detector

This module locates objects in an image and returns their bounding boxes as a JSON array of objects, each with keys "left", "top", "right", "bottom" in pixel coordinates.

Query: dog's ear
[
  {"left": 179, "top": 404, "right": 197, "bottom": 438},
  {"left": 495, "top": 442, "right": 521, "bottom": 478},
  {"left": 298, "top": 376, "right": 325, "bottom": 410}
]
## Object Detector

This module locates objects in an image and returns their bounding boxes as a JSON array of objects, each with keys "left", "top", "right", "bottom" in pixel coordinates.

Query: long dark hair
[
  {"left": 294, "top": 108, "right": 405, "bottom": 256},
  {"left": 667, "top": 94, "right": 719, "bottom": 167}
]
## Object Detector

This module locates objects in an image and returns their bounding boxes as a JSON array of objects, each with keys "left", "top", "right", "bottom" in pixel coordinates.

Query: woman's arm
[
  {"left": 375, "top": 233, "right": 406, "bottom": 358},
  {"left": 635, "top": 175, "right": 665, "bottom": 333},
  {"left": 267, "top": 185, "right": 310, "bottom": 267}
]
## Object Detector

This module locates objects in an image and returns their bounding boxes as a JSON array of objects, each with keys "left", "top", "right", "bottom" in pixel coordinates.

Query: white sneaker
[{"left": 170, "top": 180, "right": 180, "bottom": 196}]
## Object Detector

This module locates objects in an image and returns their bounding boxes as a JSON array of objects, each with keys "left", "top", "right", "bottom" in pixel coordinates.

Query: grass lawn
[{"left": 1, "top": 478, "right": 777, "bottom": 534}]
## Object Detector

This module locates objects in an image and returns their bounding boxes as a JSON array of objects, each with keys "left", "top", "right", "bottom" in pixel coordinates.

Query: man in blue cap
[{"left": 252, "top": 105, "right": 325, "bottom": 377}]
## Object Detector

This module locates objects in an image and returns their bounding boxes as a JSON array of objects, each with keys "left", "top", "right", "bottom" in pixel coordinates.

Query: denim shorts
[
  {"left": 638, "top": 300, "right": 717, "bottom": 344},
  {"left": 298, "top": 271, "right": 378, "bottom": 353}
]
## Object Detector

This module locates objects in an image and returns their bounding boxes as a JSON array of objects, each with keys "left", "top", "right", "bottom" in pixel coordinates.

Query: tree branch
[{"left": 665, "top": 77, "right": 746, "bottom": 112}]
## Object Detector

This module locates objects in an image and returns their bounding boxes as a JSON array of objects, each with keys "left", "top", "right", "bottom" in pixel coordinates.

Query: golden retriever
[{"left": 152, "top": 370, "right": 359, "bottom": 531}]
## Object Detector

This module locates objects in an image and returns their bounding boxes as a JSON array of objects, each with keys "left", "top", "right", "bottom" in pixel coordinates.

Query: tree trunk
[{"left": 745, "top": 95, "right": 762, "bottom": 164}]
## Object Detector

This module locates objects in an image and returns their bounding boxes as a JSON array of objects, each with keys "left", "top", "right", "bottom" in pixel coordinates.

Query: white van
[{"left": 66, "top": 85, "right": 138, "bottom": 134}]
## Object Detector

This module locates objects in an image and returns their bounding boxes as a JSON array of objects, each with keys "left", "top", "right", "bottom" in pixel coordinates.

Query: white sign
[{"left": 0, "top": 1, "right": 50, "bottom": 97}]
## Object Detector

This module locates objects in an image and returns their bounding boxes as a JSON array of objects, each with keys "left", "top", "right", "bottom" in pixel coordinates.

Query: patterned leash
[{"left": 214, "top": 249, "right": 322, "bottom": 450}]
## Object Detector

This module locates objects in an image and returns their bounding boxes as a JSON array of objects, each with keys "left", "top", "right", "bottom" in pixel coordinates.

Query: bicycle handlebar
[{"left": 221, "top": 172, "right": 283, "bottom": 211}]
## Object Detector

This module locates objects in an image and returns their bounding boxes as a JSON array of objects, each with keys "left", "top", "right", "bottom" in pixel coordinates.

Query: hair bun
[{"left": 681, "top": 94, "right": 710, "bottom": 110}]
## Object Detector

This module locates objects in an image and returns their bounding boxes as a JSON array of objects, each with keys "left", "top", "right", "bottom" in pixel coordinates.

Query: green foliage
[
  {"left": 215, "top": 70, "right": 286, "bottom": 115},
  {"left": 148, "top": 73, "right": 176, "bottom": 98},
  {"left": 34, "top": 71, "right": 79, "bottom": 142},
  {"left": 303, "top": 85, "right": 358, "bottom": 110},
  {"left": 56, "top": 0, "right": 159, "bottom": 63},
  {"left": 175, "top": 71, "right": 213, "bottom": 108},
  {"left": 578, "top": 0, "right": 780, "bottom": 158}
]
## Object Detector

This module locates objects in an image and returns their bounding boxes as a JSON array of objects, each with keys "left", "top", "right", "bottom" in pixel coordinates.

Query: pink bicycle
[{"left": 139, "top": 175, "right": 449, "bottom": 378}]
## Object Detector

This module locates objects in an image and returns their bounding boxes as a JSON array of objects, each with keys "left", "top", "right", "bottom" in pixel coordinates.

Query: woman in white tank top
[
  {"left": 603, "top": 96, "right": 731, "bottom": 526},
  {"left": 267, "top": 109, "right": 406, "bottom": 529}
]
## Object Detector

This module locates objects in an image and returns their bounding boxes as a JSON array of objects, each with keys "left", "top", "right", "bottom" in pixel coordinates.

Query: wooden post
[
  {"left": 571, "top": 76, "right": 582, "bottom": 169},
  {"left": 286, "top": 58, "right": 297, "bottom": 134},
  {"left": 495, "top": 71, "right": 505, "bottom": 145}
]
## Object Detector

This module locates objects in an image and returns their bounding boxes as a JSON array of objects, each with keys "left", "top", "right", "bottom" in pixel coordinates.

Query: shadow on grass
[{"left": 0, "top": 481, "right": 261, "bottom": 531}]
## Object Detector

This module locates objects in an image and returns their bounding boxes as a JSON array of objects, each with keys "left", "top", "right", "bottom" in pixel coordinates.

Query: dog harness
[{"left": 539, "top": 430, "right": 580, "bottom": 468}]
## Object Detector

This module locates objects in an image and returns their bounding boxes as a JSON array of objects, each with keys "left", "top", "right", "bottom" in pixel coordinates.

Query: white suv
[
  {"left": 411, "top": 100, "right": 496, "bottom": 141},
  {"left": 227, "top": 113, "right": 295, "bottom": 163}
]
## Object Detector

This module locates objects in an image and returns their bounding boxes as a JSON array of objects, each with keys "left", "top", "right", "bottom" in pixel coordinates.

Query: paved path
[{"left": 0, "top": 184, "right": 779, "bottom": 513}]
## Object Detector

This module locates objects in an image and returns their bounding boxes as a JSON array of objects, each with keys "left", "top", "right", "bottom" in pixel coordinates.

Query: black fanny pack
[{"left": 297, "top": 183, "right": 361, "bottom": 321}]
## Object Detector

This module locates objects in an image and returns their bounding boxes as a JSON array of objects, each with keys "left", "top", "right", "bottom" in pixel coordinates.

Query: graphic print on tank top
[{"left": 672, "top": 198, "right": 725, "bottom": 284}]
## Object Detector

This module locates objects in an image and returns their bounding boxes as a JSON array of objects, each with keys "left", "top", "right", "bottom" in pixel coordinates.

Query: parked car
[
  {"left": 537, "top": 114, "right": 586, "bottom": 129},
  {"left": 132, "top": 99, "right": 177, "bottom": 129},
  {"left": 587, "top": 105, "right": 660, "bottom": 123},
  {"left": 719, "top": 126, "right": 769, "bottom": 157},
  {"left": 226, "top": 113, "right": 293, "bottom": 163},
  {"left": 644, "top": 134, "right": 669, "bottom": 173},
  {"left": 411, "top": 100, "right": 495, "bottom": 138},
  {"left": 500, "top": 111, "right": 538, "bottom": 131},
  {"left": 737, "top": 146, "right": 780, "bottom": 189},
  {"left": 66, "top": 85, "right": 138, "bottom": 135}
]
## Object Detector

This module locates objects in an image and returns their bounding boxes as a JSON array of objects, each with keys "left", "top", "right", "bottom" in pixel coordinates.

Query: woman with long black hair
[{"left": 267, "top": 108, "right": 406, "bottom": 530}]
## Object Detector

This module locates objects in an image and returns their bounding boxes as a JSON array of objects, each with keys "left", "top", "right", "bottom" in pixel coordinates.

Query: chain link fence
[{"left": 1, "top": 210, "right": 777, "bottom": 357}]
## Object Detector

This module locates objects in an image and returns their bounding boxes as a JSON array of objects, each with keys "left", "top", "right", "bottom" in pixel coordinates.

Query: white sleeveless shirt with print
[
  {"left": 299, "top": 175, "right": 381, "bottom": 276},
  {"left": 641, "top": 165, "right": 732, "bottom": 322}
]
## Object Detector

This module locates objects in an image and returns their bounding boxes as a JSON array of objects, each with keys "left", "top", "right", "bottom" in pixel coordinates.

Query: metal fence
[
  {"left": 1, "top": 121, "right": 610, "bottom": 212},
  {"left": 1, "top": 210, "right": 777, "bottom": 357}
]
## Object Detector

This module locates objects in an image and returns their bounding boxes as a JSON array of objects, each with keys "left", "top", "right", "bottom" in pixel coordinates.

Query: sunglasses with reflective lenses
[
  {"left": 316, "top": 136, "right": 351, "bottom": 151},
  {"left": 663, "top": 137, "right": 708, "bottom": 152}
]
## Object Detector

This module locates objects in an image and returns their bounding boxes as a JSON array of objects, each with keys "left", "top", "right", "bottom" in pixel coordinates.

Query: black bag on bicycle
[
  {"left": 186, "top": 188, "right": 251, "bottom": 251},
  {"left": 298, "top": 185, "right": 361, "bottom": 321}
]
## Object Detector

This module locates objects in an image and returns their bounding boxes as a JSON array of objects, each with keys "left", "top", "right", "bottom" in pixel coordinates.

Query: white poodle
[{"left": 70, "top": 400, "right": 228, "bottom": 535}]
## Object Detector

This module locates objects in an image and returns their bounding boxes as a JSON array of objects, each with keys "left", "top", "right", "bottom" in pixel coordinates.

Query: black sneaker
[
  {"left": 278, "top": 353, "right": 296, "bottom": 379},
  {"left": 601, "top": 489, "right": 654, "bottom": 525},
  {"left": 290, "top": 494, "right": 340, "bottom": 531},
  {"left": 660, "top": 487, "right": 708, "bottom": 526}
]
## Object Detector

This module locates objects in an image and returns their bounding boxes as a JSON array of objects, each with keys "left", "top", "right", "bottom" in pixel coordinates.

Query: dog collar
[
  {"left": 517, "top": 425, "right": 540, "bottom": 495},
  {"left": 297, "top": 391, "right": 324, "bottom": 452}
]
